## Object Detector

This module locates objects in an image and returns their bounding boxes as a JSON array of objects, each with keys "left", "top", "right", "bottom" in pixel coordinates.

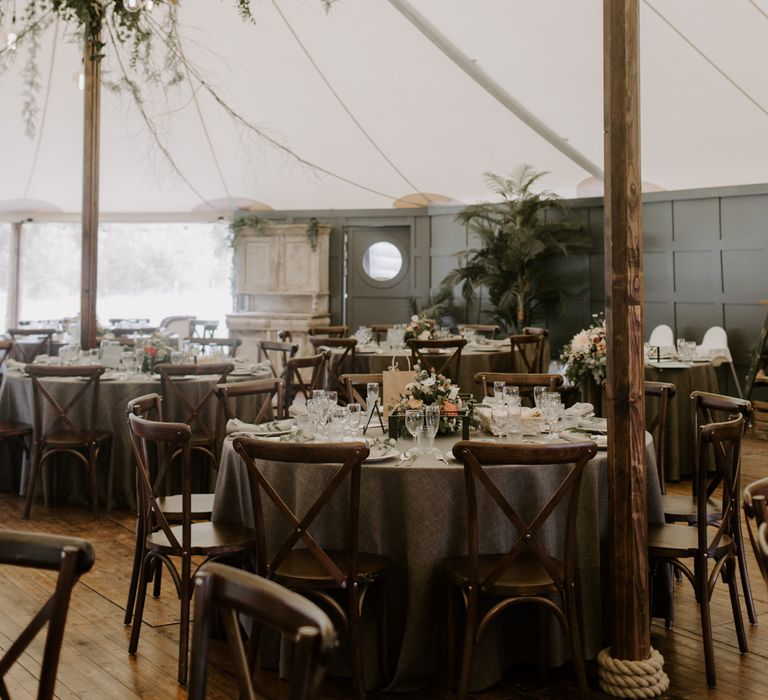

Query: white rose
[
  {"left": 411, "top": 315, "right": 420, "bottom": 322},
  {"left": 421, "top": 376, "right": 436, "bottom": 387}
]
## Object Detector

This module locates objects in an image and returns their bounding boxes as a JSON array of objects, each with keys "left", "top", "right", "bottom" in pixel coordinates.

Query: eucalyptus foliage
[{"left": 441, "top": 165, "right": 592, "bottom": 333}]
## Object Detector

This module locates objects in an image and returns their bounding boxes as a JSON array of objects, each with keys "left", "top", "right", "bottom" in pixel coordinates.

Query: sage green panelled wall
[{"left": 254, "top": 183, "right": 768, "bottom": 397}]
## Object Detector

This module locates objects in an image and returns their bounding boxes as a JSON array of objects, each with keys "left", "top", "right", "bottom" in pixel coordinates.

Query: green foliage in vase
[{"left": 440, "top": 165, "right": 592, "bottom": 333}]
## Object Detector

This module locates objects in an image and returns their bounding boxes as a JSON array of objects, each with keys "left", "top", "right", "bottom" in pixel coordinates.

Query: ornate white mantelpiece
[{"left": 226, "top": 223, "right": 331, "bottom": 357}]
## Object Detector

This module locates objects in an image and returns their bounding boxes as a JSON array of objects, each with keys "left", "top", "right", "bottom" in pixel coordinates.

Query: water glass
[
  {"left": 313, "top": 389, "right": 327, "bottom": 403},
  {"left": 493, "top": 381, "right": 505, "bottom": 404},
  {"left": 326, "top": 391, "right": 338, "bottom": 406},
  {"left": 491, "top": 407, "right": 509, "bottom": 439},
  {"left": 347, "top": 403, "right": 362, "bottom": 437},
  {"left": 328, "top": 406, "right": 348, "bottom": 441},
  {"left": 170, "top": 351, "right": 183, "bottom": 365},
  {"left": 503, "top": 386, "right": 520, "bottom": 406},
  {"left": 296, "top": 413, "right": 315, "bottom": 439},
  {"left": 676, "top": 338, "right": 686, "bottom": 360},
  {"left": 541, "top": 392, "right": 562, "bottom": 439},
  {"left": 405, "top": 409, "right": 424, "bottom": 455},
  {"left": 507, "top": 405, "right": 523, "bottom": 443},
  {"left": 366, "top": 383, "right": 380, "bottom": 415},
  {"left": 533, "top": 386, "right": 548, "bottom": 410},
  {"left": 685, "top": 340, "right": 697, "bottom": 361}
]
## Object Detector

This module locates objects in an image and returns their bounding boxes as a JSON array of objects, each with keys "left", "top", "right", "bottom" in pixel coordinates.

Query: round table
[
  {"left": 212, "top": 430, "right": 663, "bottom": 692},
  {"left": 0, "top": 367, "right": 269, "bottom": 509}
]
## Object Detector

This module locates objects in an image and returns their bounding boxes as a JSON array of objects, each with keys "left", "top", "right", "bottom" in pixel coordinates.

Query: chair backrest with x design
[
  {"left": 308, "top": 325, "right": 348, "bottom": 338},
  {"left": 128, "top": 412, "right": 194, "bottom": 551},
  {"left": 189, "top": 562, "right": 336, "bottom": 700},
  {"left": 644, "top": 381, "right": 676, "bottom": 494},
  {"left": 258, "top": 340, "right": 299, "bottom": 379},
  {"left": 195, "top": 337, "right": 242, "bottom": 358},
  {"left": 285, "top": 353, "right": 329, "bottom": 405},
  {"left": 458, "top": 324, "right": 500, "bottom": 339},
  {"left": 9, "top": 328, "right": 56, "bottom": 362},
  {"left": 126, "top": 393, "right": 170, "bottom": 499},
  {"left": 233, "top": 438, "right": 369, "bottom": 585},
  {"left": 744, "top": 476, "right": 768, "bottom": 583},
  {"left": 451, "top": 440, "right": 596, "bottom": 593},
  {"left": 693, "top": 415, "right": 745, "bottom": 556},
  {"left": 690, "top": 391, "right": 752, "bottom": 499},
  {"left": 308, "top": 337, "right": 357, "bottom": 395},
  {"left": 371, "top": 324, "right": 393, "bottom": 343},
  {"left": 509, "top": 334, "right": 547, "bottom": 374},
  {"left": 216, "top": 378, "right": 285, "bottom": 434},
  {"left": 408, "top": 338, "right": 466, "bottom": 384},
  {"left": 339, "top": 373, "right": 383, "bottom": 405},
  {"left": 157, "top": 363, "right": 233, "bottom": 443},
  {"left": 0, "top": 529, "right": 95, "bottom": 700},
  {"left": 26, "top": 365, "right": 104, "bottom": 444}
]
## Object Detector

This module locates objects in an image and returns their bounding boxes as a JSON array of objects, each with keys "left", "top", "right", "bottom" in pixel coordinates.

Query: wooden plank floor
[{"left": 0, "top": 435, "right": 766, "bottom": 699}]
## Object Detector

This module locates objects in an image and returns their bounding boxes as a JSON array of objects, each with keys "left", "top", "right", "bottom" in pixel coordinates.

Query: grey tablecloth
[
  {"left": 0, "top": 369, "right": 267, "bottom": 509},
  {"left": 644, "top": 361, "right": 719, "bottom": 481},
  {"left": 212, "top": 431, "right": 662, "bottom": 691}
]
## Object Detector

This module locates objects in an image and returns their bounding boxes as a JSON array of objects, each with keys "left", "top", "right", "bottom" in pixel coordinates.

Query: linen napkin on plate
[
  {"left": 559, "top": 429, "right": 608, "bottom": 448},
  {"left": 564, "top": 402, "right": 594, "bottom": 418},
  {"left": 226, "top": 418, "right": 294, "bottom": 435}
]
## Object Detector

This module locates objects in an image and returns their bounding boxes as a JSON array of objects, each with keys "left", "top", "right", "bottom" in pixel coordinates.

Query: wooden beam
[
  {"left": 81, "top": 32, "right": 101, "bottom": 350},
  {"left": 603, "top": 0, "right": 649, "bottom": 661},
  {"left": 5, "top": 221, "right": 22, "bottom": 329}
]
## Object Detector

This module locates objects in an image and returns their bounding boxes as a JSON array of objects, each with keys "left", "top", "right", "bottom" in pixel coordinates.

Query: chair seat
[
  {"left": 443, "top": 552, "right": 563, "bottom": 596},
  {"left": 156, "top": 493, "right": 215, "bottom": 520},
  {"left": 147, "top": 521, "right": 257, "bottom": 554},
  {"left": 648, "top": 522, "right": 734, "bottom": 559},
  {"left": 272, "top": 548, "right": 391, "bottom": 589},
  {"left": 43, "top": 430, "right": 112, "bottom": 448},
  {"left": 190, "top": 432, "right": 216, "bottom": 449},
  {"left": 0, "top": 420, "right": 32, "bottom": 438},
  {"left": 662, "top": 494, "right": 721, "bottom": 523}
]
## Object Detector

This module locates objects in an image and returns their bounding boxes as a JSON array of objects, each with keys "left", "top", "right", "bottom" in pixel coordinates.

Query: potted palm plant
[{"left": 441, "top": 165, "right": 591, "bottom": 332}]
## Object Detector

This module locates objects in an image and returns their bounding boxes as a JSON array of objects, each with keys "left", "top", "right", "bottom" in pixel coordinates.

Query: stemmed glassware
[
  {"left": 329, "top": 406, "right": 347, "bottom": 441},
  {"left": 493, "top": 381, "right": 506, "bottom": 404},
  {"left": 366, "top": 382, "right": 380, "bottom": 418},
  {"left": 533, "top": 386, "right": 547, "bottom": 411},
  {"left": 541, "top": 392, "right": 562, "bottom": 440},
  {"left": 423, "top": 404, "right": 440, "bottom": 454},
  {"left": 405, "top": 409, "right": 423, "bottom": 456},
  {"left": 347, "top": 403, "right": 362, "bottom": 438}
]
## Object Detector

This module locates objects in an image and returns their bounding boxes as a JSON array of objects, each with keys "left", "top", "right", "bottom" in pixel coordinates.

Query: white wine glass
[
  {"left": 405, "top": 409, "right": 423, "bottom": 456},
  {"left": 424, "top": 404, "right": 440, "bottom": 454}
]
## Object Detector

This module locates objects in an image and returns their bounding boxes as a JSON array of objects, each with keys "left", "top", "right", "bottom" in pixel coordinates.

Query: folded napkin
[
  {"left": 466, "top": 343, "right": 499, "bottom": 352},
  {"left": 279, "top": 430, "right": 314, "bottom": 443},
  {"left": 6, "top": 359, "right": 26, "bottom": 370},
  {"left": 365, "top": 437, "right": 397, "bottom": 458},
  {"left": 357, "top": 344, "right": 379, "bottom": 353},
  {"left": 226, "top": 418, "right": 294, "bottom": 435},
  {"left": 559, "top": 430, "right": 607, "bottom": 448},
  {"left": 289, "top": 404, "right": 308, "bottom": 417},
  {"left": 577, "top": 417, "right": 607, "bottom": 431},
  {"left": 564, "top": 402, "right": 594, "bottom": 418}
]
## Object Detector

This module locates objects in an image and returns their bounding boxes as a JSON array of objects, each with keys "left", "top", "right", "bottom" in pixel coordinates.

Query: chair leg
[
  {"left": 22, "top": 449, "right": 43, "bottom": 519},
  {"left": 129, "top": 552, "right": 151, "bottom": 654},
  {"left": 347, "top": 582, "right": 366, "bottom": 700},
  {"left": 153, "top": 561, "right": 163, "bottom": 599},
  {"left": 457, "top": 590, "right": 479, "bottom": 700},
  {"left": 88, "top": 446, "right": 99, "bottom": 515},
  {"left": 696, "top": 557, "right": 717, "bottom": 688},
  {"left": 725, "top": 556, "right": 748, "bottom": 654},
  {"left": 733, "top": 521, "right": 757, "bottom": 625},
  {"left": 124, "top": 517, "right": 145, "bottom": 625},
  {"left": 178, "top": 554, "right": 192, "bottom": 686}
]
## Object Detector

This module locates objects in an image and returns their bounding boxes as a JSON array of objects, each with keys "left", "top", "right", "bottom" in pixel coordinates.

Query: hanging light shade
[{"left": 123, "top": 0, "right": 145, "bottom": 13}]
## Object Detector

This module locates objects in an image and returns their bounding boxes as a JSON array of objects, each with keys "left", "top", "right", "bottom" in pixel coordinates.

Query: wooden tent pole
[
  {"left": 80, "top": 30, "right": 101, "bottom": 350},
  {"left": 603, "top": 0, "right": 649, "bottom": 661}
]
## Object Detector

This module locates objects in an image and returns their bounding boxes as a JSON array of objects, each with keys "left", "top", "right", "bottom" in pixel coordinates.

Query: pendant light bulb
[{"left": 124, "top": 0, "right": 144, "bottom": 13}]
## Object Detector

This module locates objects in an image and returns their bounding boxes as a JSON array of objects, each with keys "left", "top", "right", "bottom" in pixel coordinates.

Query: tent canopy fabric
[{"left": 1, "top": 0, "right": 767, "bottom": 215}]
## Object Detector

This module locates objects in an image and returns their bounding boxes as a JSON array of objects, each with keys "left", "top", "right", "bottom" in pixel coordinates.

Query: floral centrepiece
[
  {"left": 560, "top": 314, "right": 607, "bottom": 386},
  {"left": 397, "top": 365, "right": 467, "bottom": 434},
  {"left": 404, "top": 315, "right": 436, "bottom": 342},
  {"left": 140, "top": 333, "right": 174, "bottom": 372}
]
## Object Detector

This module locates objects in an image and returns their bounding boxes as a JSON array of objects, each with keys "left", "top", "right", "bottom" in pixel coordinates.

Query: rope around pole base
[{"left": 597, "top": 646, "right": 670, "bottom": 698}]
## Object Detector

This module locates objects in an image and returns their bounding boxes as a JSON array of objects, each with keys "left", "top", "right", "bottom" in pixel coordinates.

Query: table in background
[
  {"left": 0, "top": 368, "right": 269, "bottom": 509},
  {"left": 212, "top": 431, "right": 662, "bottom": 692},
  {"left": 644, "top": 361, "right": 719, "bottom": 481}
]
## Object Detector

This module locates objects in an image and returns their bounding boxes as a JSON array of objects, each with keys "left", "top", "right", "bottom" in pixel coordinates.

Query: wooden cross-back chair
[
  {"left": 308, "top": 325, "right": 348, "bottom": 338},
  {"left": 308, "top": 337, "right": 357, "bottom": 397},
  {"left": 258, "top": 339, "right": 298, "bottom": 379},
  {"left": 123, "top": 393, "right": 216, "bottom": 626},
  {"left": 339, "top": 373, "right": 383, "bottom": 406},
  {"left": 23, "top": 365, "right": 112, "bottom": 519},
  {"left": 190, "top": 319, "right": 219, "bottom": 339},
  {"left": 285, "top": 352, "right": 329, "bottom": 406},
  {"left": 644, "top": 381, "right": 676, "bottom": 494},
  {"left": 649, "top": 415, "right": 748, "bottom": 687},
  {"left": 195, "top": 337, "right": 242, "bottom": 358},
  {"left": 9, "top": 327, "right": 56, "bottom": 362},
  {"left": 458, "top": 324, "right": 500, "bottom": 339},
  {"left": 744, "top": 476, "right": 768, "bottom": 587},
  {"left": 474, "top": 372, "right": 564, "bottom": 406},
  {"left": 233, "top": 438, "right": 391, "bottom": 700},
  {"left": 156, "top": 362, "right": 233, "bottom": 474},
  {"left": 371, "top": 324, "right": 393, "bottom": 343},
  {"left": 509, "top": 334, "right": 547, "bottom": 374},
  {"left": 407, "top": 338, "right": 466, "bottom": 384},
  {"left": 445, "top": 440, "right": 597, "bottom": 699},
  {"left": 127, "top": 414, "right": 257, "bottom": 685},
  {"left": 661, "top": 391, "right": 756, "bottom": 625},
  {"left": 188, "top": 562, "right": 337, "bottom": 700},
  {"left": 0, "top": 529, "right": 95, "bottom": 700},
  {"left": 216, "top": 377, "right": 285, "bottom": 434}
]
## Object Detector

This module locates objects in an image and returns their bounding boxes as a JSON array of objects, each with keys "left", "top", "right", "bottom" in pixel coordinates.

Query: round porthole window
[{"left": 362, "top": 241, "right": 403, "bottom": 281}]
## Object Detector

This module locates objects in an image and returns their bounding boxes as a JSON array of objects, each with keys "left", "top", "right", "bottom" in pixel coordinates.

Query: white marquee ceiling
[{"left": 1, "top": 0, "right": 767, "bottom": 214}]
